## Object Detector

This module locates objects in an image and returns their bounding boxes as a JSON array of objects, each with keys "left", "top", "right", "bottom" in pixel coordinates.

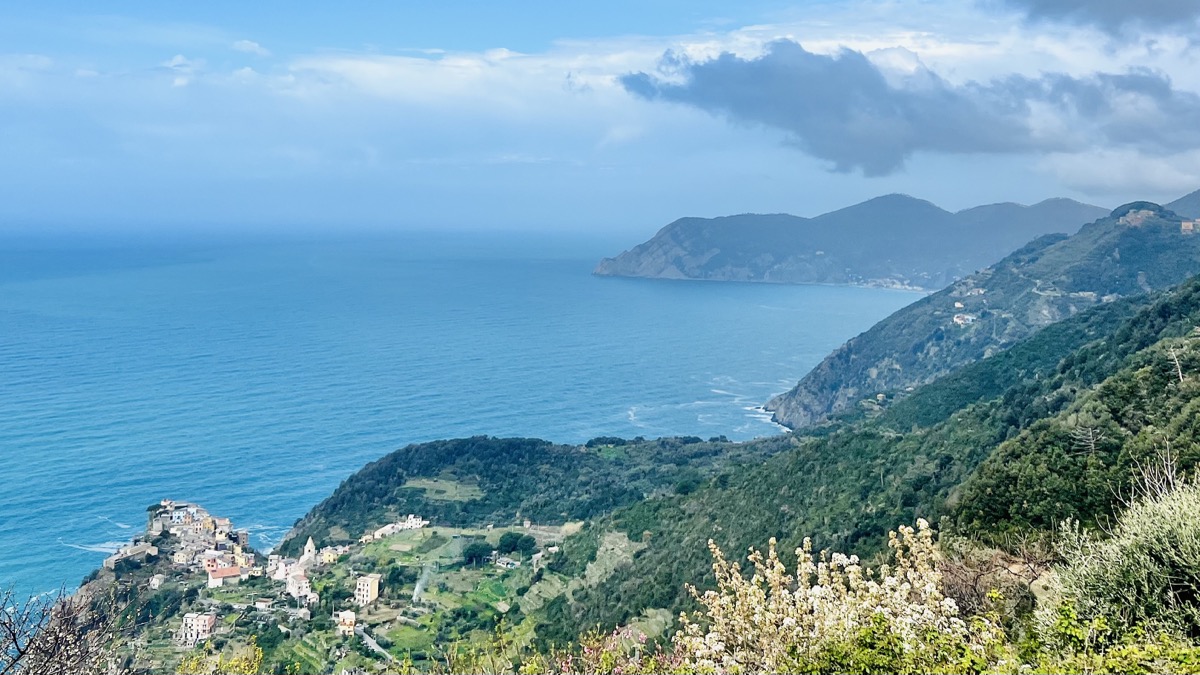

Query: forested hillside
[
  {"left": 278, "top": 435, "right": 792, "bottom": 556},
  {"left": 595, "top": 194, "right": 1105, "bottom": 289},
  {"left": 766, "top": 201, "right": 1200, "bottom": 428},
  {"left": 538, "top": 274, "right": 1200, "bottom": 641}
]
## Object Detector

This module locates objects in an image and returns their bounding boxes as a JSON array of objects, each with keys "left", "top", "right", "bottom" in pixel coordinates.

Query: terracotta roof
[{"left": 209, "top": 566, "right": 242, "bottom": 579}]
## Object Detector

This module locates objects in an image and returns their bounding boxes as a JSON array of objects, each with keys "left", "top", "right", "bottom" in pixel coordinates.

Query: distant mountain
[
  {"left": 1168, "top": 187, "right": 1200, "bottom": 218},
  {"left": 766, "top": 201, "right": 1200, "bottom": 428},
  {"left": 595, "top": 194, "right": 1108, "bottom": 290}
]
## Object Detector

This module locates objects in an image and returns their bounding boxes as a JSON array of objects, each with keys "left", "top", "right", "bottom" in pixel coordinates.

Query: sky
[{"left": 2, "top": 1, "right": 1200, "bottom": 235}]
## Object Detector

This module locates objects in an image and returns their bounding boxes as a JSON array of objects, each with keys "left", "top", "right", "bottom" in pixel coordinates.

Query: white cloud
[
  {"left": 232, "top": 39, "right": 270, "bottom": 57},
  {"left": 163, "top": 54, "right": 196, "bottom": 70},
  {"left": 4, "top": 2, "right": 1200, "bottom": 228},
  {"left": 1039, "top": 148, "right": 1200, "bottom": 200}
]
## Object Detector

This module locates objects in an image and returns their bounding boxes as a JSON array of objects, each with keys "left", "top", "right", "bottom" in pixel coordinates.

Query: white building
[
  {"left": 336, "top": 610, "right": 357, "bottom": 637},
  {"left": 286, "top": 571, "right": 311, "bottom": 600},
  {"left": 178, "top": 613, "right": 216, "bottom": 648},
  {"left": 371, "top": 515, "right": 429, "bottom": 540}
]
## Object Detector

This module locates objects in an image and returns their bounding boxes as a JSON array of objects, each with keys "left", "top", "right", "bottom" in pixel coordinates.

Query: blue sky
[{"left": 2, "top": 1, "right": 1199, "bottom": 234}]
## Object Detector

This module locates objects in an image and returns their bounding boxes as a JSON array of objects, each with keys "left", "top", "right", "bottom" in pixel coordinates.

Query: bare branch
[{"left": 1, "top": 586, "right": 126, "bottom": 675}]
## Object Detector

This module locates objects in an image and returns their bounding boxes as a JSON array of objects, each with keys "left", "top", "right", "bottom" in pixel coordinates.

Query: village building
[
  {"left": 336, "top": 610, "right": 357, "bottom": 637},
  {"left": 201, "top": 551, "right": 225, "bottom": 574},
  {"left": 207, "top": 565, "right": 242, "bottom": 588},
  {"left": 149, "top": 574, "right": 166, "bottom": 590},
  {"left": 286, "top": 571, "right": 320, "bottom": 606},
  {"left": 232, "top": 545, "right": 254, "bottom": 568},
  {"left": 953, "top": 313, "right": 978, "bottom": 326},
  {"left": 254, "top": 598, "right": 272, "bottom": 612},
  {"left": 103, "top": 542, "right": 158, "bottom": 570},
  {"left": 354, "top": 573, "right": 382, "bottom": 606},
  {"left": 269, "top": 557, "right": 299, "bottom": 582},
  {"left": 178, "top": 612, "right": 216, "bottom": 648},
  {"left": 319, "top": 545, "right": 349, "bottom": 565},
  {"left": 369, "top": 514, "right": 430, "bottom": 540},
  {"left": 286, "top": 570, "right": 312, "bottom": 599},
  {"left": 299, "top": 537, "right": 317, "bottom": 565},
  {"left": 1118, "top": 209, "right": 1155, "bottom": 226},
  {"left": 1184, "top": 220, "right": 1197, "bottom": 235},
  {"left": 495, "top": 556, "right": 521, "bottom": 570}
]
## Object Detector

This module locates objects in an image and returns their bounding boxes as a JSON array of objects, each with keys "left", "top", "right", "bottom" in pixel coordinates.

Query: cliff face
[
  {"left": 596, "top": 195, "right": 1108, "bottom": 290},
  {"left": 766, "top": 202, "right": 1200, "bottom": 428}
]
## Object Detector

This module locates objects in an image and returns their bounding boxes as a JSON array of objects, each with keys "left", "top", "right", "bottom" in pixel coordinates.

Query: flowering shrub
[
  {"left": 175, "top": 637, "right": 263, "bottom": 674},
  {"left": 666, "top": 519, "right": 1010, "bottom": 674}
]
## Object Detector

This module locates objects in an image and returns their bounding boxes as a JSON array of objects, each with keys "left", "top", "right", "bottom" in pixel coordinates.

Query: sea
[{"left": 0, "top": 231, "right": 920, "bottom": 595}]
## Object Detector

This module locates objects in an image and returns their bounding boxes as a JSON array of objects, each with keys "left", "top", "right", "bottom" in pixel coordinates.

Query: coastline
[{"left": 592, "top": 268, "right": 935, "bottom": 293}]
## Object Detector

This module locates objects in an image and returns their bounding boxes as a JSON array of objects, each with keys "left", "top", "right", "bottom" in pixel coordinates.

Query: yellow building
[{"left": 354, "top": 573, "right": 382, "bottom": 606}]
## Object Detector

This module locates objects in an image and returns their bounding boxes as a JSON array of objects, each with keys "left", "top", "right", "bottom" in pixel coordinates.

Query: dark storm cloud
[
  {"left": 621, "top": 40, "right": 1200, "bottom": 176},
  {"left": 1000, "top": 0, "right": 1200, "bottom": 32}
]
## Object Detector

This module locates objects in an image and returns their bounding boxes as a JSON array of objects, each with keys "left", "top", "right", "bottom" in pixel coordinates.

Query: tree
[
  {"left": 0, "top": 586, "right": 124, "bottom": 675},
  {"left": 497, "top": 532, "right": 537, "bottom": 556},
  {"left": 496, "top": 532, "right": 523, "bottom": 554},
  {"left": 462, "top": 542, "right": 493, "bottom": 566},
  {"left": 514, "top": 534, "right": 537, "bottom": 556}
]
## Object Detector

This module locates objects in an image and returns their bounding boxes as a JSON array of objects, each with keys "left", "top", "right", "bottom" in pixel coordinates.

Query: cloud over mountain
[
  {"left": 1000, "top": 0, "right": 1200, "bottom": 32},
  {"left": 622, "top": 40, "right": 1200, "bottom": 175}
]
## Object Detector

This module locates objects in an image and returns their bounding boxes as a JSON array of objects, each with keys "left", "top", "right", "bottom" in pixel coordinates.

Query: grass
[
  {"left": 581, "top": 531, "right": 644, "bottom": 588},
  {"left": 471, "top": 578, "right": 510, "bottom": 606},
  {"left": 402, "top": 478, "right": 485, "bottom": 502}
]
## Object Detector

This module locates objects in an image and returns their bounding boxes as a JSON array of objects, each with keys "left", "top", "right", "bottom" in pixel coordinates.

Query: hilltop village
[{"left": 95, "top": 499, "right": 569, "bottom": 671}]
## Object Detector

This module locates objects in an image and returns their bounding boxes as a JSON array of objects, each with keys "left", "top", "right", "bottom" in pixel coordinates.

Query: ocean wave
[
  {"left": 97, "top": 516, "right": 133, "bottom": 529},
  {"left": 626, "top": 406, "right": 644, "bottom": 427},
  {"left": 58, "top": 539, "right": 125, "bottom": 554}
]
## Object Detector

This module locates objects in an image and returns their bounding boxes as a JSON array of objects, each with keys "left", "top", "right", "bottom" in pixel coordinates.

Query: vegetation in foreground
[
  {"left": 387, "top": 464, "right": 1200, "bottom": 674},
  {"left": 11, "top": 457, "right": 1200, "bottom": 674}
]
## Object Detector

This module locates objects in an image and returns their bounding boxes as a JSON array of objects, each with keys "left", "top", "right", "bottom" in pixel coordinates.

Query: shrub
[
  {"left": 1044, "top": 457, "right": 1200, "bottom": 640},
  {"left": 560, "top": 520, "right": 1011, "bottom": 674},
  {"left": 668, "top": 519, "right": 1010, "bottom": 674}
]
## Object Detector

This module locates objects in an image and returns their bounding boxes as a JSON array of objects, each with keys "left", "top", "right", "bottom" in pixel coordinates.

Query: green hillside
[
  {"left": 537, "top": 274, "right": 1200, "bottom": 641},
  {"left": 278, "top": 435, "right": 792, "bottom": 556},
  {"left": 595, "top": 194, "right": 1105, "bottom": 289},
  {"left": 766, "top": 201, "right": 1200, "bottom": 428}
]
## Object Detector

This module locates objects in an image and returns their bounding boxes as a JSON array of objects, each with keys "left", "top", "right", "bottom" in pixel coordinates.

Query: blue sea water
[{"left": 0, "top": 232, "right": 919, "bottom": 595}]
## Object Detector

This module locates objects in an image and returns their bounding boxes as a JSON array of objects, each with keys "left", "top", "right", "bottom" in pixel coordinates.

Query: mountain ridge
[
  {"left": 765, "top": 200, "right": 1200, "bottom": 428},
  {"left": 595, "top": 193, "right": 1108, "bottom": 290}
]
